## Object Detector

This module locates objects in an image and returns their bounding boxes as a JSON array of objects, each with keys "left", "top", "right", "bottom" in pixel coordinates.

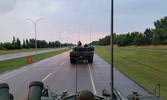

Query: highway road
[
  {"left": 0, "top": 47, "right": 67, "bottom": 61},
  {"left": 0, "top": 51, "right": 149, "bottom": 100}
]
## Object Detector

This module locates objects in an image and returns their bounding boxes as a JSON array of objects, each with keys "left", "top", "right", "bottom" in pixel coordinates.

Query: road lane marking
[
  {"left": 42, "top": 73, "right": 52, "bottom": 82},
  {"left": 0, "top": 69, "right": 27, "bottom": 82},
  {"left": 88, "top": 64, "right": 97, "bottom": 94},
  {"left": 60, "top": 62, "right": 66, "bottom": 66}
]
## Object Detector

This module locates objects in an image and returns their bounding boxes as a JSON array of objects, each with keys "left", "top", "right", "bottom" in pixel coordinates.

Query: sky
[{"left": 0, "top": 0, "right": 167, "bottom": 44}]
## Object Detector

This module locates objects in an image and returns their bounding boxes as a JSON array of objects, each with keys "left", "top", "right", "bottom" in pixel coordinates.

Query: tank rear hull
[{"left": 70, "top": 47, "right": 94, "bottom": 63}]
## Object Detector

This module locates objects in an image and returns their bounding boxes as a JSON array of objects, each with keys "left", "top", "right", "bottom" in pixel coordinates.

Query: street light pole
[{"left": 26, "top": 18, "right": 44, "bottom": 61}]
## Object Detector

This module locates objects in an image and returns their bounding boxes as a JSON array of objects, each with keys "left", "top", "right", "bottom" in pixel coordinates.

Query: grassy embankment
[
  {"left": 95, "top": 45, "right": 167, "bottom": 100},
  {"left": 0, "top": 49, "right": 70, "bottom": 73},
  {"left": 0, "top": 48, "right": 59, "bottom": 55}
]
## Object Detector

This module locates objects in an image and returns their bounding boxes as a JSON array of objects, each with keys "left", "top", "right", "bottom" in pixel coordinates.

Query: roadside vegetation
[
  {"left": 0, "top": 36, "right": 73, "bottom": 50},
  {"left": 95, "top": 46, "right": 167, "bottom": 100},
  {"left": 91, "top": 16, "right": 167, "bottom": 47},
  {"left": 0, "top": 49, "right": 70, "bottom": 73}
]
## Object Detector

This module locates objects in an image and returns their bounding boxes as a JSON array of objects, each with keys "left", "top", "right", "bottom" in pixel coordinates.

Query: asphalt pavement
[
  {"left": 0, "top": 51, "right": 149, "bottom": 100},
  {"left": 0, "top": 47, "right": 67, "bottom": 61}
]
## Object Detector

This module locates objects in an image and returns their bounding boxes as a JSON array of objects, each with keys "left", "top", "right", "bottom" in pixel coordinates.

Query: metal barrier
[
  {"left": 154, "top": 84, "right": 167, "bottom": 97},
  {"left": 26, "top": 56, "right": 34, "bottom": 64}
]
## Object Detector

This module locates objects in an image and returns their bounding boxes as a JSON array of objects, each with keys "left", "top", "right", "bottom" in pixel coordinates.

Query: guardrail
[{"left": 154, "top": 84, "right": 167, "bottom": 97}]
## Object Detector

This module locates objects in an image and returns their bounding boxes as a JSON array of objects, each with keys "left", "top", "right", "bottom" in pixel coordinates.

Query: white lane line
[
  {"left": 0, "top": 69, "right": 27, "bottom": 82},
  {"left": 42, "top": 73, "right": 52, "bottom": 82},
  {"left": 88, "top": 64, "right": 97, "bottom": 94},
  {"left": 60, "top": 62, "right": 66, "bottom": 66}
]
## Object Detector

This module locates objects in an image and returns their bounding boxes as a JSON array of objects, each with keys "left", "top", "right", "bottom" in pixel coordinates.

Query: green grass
[
  {"left": 122, "top": 45, "right": 167, "bottom": 50},
  {"left": 0, "top": 48, "right": 59, "bottom": 55},
  {"left": 95, "top": 46, "right": 167, "bottom": 100},
  {"left": 95, "top": 46, "right": 111, "bottom": 63},
  {"left": 0, "top": 49, "right": 70, "bottom": 73}
]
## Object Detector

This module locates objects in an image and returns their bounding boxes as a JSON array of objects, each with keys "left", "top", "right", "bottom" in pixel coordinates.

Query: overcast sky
[{"left": 0, "top": 0, "right": 167, "bottom": 44}]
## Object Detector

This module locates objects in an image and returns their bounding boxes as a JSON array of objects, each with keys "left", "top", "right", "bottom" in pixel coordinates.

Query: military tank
[
  {"left": 0, "top": 81, "right": 108, "bottom": 100},
  {"left": 0, "top": 81, "right": 162, "bottom": 100},
  {"left": 70, "top": 41, "right": 94, "bottom": 63}
]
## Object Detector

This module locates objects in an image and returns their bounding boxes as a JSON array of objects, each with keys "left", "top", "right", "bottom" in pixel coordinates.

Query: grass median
[
  {"left": 0, "top": 48, "right": 60, "bottom": 55},
  {"left": 0, "top": 49, "right": 70, "bottom": 73},
  {"left": 95, "top": 46, "right": 167, "bottom": 100}
]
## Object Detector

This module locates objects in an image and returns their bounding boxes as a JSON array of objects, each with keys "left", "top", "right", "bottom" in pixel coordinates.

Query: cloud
[
  {"left": 114, "top": 0, "right": 167, "bottom": 34},
  {"left": 0, "top": 0, "right": 110, "bottom": 43},
  {"left": 0, "top": 0, "right": 16, "bottom": 14}
]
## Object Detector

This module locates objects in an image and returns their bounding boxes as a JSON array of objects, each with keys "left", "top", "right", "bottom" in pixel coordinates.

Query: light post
[{"left": 26, "top": 18, "right": 44, "bottom": 61}]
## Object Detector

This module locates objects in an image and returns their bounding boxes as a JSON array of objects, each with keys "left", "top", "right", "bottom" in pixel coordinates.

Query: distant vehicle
[{"left": 69, "top": 41, "right": 94, "bottom": 63}]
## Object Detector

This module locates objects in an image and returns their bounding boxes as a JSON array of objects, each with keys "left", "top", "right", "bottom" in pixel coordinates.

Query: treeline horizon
[
  {"left": 0, "top": 36, "right": 73, "bottom": 50},
  {"left": 90, "top": 16, "right": 167, "bottom": 46}
]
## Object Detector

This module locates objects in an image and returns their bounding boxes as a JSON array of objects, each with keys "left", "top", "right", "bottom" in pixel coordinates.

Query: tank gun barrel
[
  {"left": 27, "top": 81, "right": 44, "bottom": 100},
  {"left": 0, "top": 83, "right": 13, "bottom": 100}
]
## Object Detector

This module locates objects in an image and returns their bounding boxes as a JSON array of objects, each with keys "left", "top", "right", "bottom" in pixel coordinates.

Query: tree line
[
  {"left": 90, "top": 16, "right": 167, "bottom": 46},
  {"left": 0, "top": 36, "right": 72, "bottom": 50}
]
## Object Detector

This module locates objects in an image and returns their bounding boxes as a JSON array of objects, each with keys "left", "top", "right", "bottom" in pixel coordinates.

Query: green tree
[
  {"left": 55, "top": 41, "right": 61, "bottom": 47},
  {"left": 26, "top": 39, "right": 30, "bottom": 49},
  {"left": 104, "top": 36, "right": 110, "bottom": 45},
  {"left": 152, "top": 29, "right": 162, "bottom": 45},
  {"left": 130, "top": 32, "right": 140, "bottom": 45},
  {"left": 117, "top": 34, "right": 128, "bottom": 46},
  {"left": 29, "top": 39, "right": 35, "bottom": 48},
  {"left": 23, "top": 39, "right": 26, "bottom": 48},
  {"left": 48, "top": 41, "right": 52, "bottom": 47},
  {"left": 12, "top": 36, "right": 15, "bottom": 45},
  {"left": 3, "top": 42, "right": 15, "bottom": 50},
  {"left": 12, "top": 36, "right": 17, "bottom": 49},
  {"left": 144, "top": 28, "right": 153, "bottom": 45},
  {"left": 98, "top": 35, "right": 110, "bottom": 46},
  {"left": 134, "top": 33, "right": 146, "bottom": 45},
  {"left": 16, "top": 38, "right": 21, "bottom": 49},
  {"left": 153, "top": 16, "right": 167, "bottom": 44},
  {"left": 113, "top": 33, "right": 117, "bottom": 44},
  {"left": 37, "top": 40, "right": 48, "bottom": 48},
  {"left": 0, "top": 42, "right": 6, "bottom": 50},
  {"left": 90, "top": 41, "right": 98, "bottom": 45}
]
